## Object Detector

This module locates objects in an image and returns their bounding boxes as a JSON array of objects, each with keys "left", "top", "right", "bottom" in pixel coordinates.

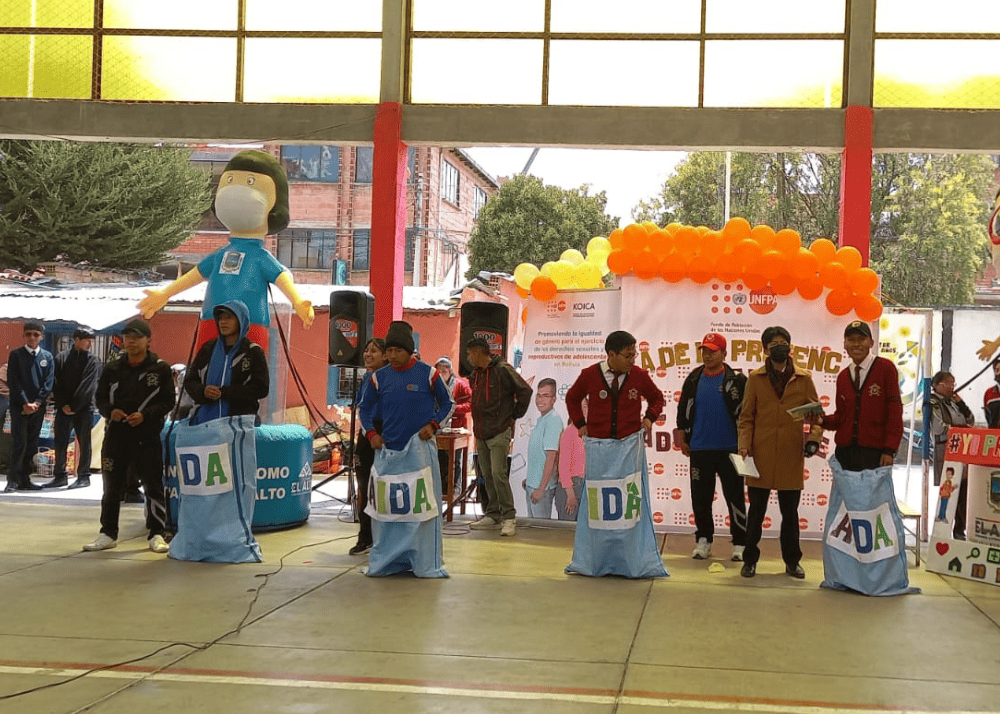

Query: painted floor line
[{"left": 0, "top": 665, "right": 989, "bottom": 713}]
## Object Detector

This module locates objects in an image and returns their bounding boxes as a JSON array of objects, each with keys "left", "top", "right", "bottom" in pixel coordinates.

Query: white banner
[
  {"left": 585, "top": 471, "right": 643, "bottom": 530},
  {"left": 825, "top": 502, "right": 901, "bottom": 563},
  {"left": 177, "top": 442, "right": 235, "bottom": 496},
  {"left": 367, "top": 466, "right": 439, "bottom": 522}
]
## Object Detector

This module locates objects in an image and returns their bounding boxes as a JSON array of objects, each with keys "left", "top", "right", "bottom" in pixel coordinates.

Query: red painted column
[
  {"left": 370, "top": 101, "right": 407, "bottom": 336},
  {"left": 838, "top": 105, "right": 874, "bottom": 266}
]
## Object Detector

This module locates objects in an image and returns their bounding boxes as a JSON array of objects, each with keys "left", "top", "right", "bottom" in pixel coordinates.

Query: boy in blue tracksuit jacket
[{"left": 5, "top": 321, "right": 54, "bottom": 491}]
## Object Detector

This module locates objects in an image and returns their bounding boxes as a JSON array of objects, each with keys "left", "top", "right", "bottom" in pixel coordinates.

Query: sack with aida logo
[
  {"left": 821, "top": 457, "right": 919, "bottom": 596},
  {"left": 169, "top": 414, "right": 262, "bottom": 563},
  {"left": 566, "top": 431, "right": 668, "bottom": 579},
  {"left": 365, "top": 433, "right": 447, "bottom": 578}
]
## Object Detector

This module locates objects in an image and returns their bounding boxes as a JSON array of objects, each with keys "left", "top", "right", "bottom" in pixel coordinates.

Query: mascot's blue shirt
[{"left": 198, "top": 237, "right": 285, "bottom": 326}]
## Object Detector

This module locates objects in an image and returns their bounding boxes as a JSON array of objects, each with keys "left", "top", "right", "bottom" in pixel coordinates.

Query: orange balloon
[
  {"left": 516, "top": 284, "right": 530, "bottom": 299},
  {"left": 797, "top": 275, "right": 824, "bottom": 300},
  {"left": 623, "top": 224, "right": 648, "bottom": 254},
  {"left": 673, "top": 226, "right": 699, "bottom": 254},
  {"left": 734, "top": 238, "right": 764, "bottom": 270},
  {"left": 531, "top": 275, "right": 558, "bottom": 302},
  {"left": 791, "top": 247, "right": 819, "bottom": 280},
  {"left": 770, "top": 273, "right": 797, "bottom": 295},
  {"left": 607, "top": 249, "right": 633, "bottom": 275},
  {"left": 849, "top": 267, "right": 879, "bottom": 295},
  {"left": 633, "top": 250, "right": 661, "bottom": 280},
  {"left": 759, "top": 250, "right": 789, "bottom": 281},
  {"left": 688, "top": 255, "right": 715, "bottom": 284},
  {"left": 723, "top": 217, "right": 752, "bottom": 242},
  {"left": 609, "top": 228, "right": 625, "bottom": 251},
  {"left": 700, "top": 230, "right": 725, "bottom": 258},
  {"left": 854, "top": 294, "right": 884, "bottom": 321},
  {"left": 715, "top": 253, "right": 741, "bottom": 282},
  {"left": 826, "top": 287, "right": 855, "bottom": 316},
  {"left": 774, "top": 229, "right": 802, "bottom": 256},
  {"left": 750, "top": 224, "right": 776, "bottom": 251},
  {"left": 837, "top": 246, "right": 863, "bottom": 272},
  {"left": 743, "top": 271, "right": 768, "bottom": 291},
  {"left": 695, "top": 225, "right": 711, "bottom": 236},
  {"left": 819, "top": 260, "right": 849, "bottom": 290},
  {"left": 665, "top": 222, "right": 681, "bottom": 235},
  {"left": 659, "top": 252, "right": 689, "bottom": 283},
  {"left": 641, "top": 221, "right": 659, "bottom": 234},
  {"left": 809, "top": 238, "right": 837, "bottom": 265},
  {"left": 647, "top": 229, "right": 674, "bottom": 257}
]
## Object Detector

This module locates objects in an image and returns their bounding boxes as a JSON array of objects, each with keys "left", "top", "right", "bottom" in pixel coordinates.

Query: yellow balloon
[
  {"left": 573, "top": 261, "right": 602, "bottom": 289},
  {"left": 513, "top": 263, "right": 539, "bottom": 290},
  {"left": 587, "top": 236, "right": 612, "bottom": 256},
  {"left": 549, "top": 260, "right": 576, "bottom": 288},
  {"left": 540, "top": 261, "right": 556, "bottom": 277},
  {"left": 560, "top": 248, "right": 585, "bottom": 265}
]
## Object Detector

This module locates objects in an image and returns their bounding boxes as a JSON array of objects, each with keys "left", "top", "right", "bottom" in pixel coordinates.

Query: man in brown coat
[{"left": 737, "top": 325, "right": 823, "bottom": 579}]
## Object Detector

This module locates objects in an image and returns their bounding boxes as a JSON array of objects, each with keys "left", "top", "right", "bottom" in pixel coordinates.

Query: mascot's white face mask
[{"left": 215, "top": 170, "right": 277, "bottom": 236}]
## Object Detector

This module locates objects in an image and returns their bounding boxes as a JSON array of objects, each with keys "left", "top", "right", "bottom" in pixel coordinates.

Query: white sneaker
[
  {"left": 469, "top": 516, "right": 502, "bottom": 531},
  {"left": 731, "top": 545, "right": 745, "bottom": 562},
  {"left": 83, "top": 533, "right": 117, "bottom": 551},
  {"left": 148, "top": 534, "right": 169, "bottom": 553},
  {"left": 692, "top": 538, "right": 712, "bottom": 560},
  {"left": 500, "top": 518, "right": 516, "bottom": 537}
]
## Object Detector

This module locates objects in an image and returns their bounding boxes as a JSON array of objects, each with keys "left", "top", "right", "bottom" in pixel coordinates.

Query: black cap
[
  {"left": 73, "top": 327, "right": 96, "bottom": 339},
  {"left": 384, "top": 321, "right": 415, "bottom": 354},
  {"left": 844, "top": 320, "right": 872, "bottom": 339},
  {"left": 121, "top": 319, "right": 151, "bottom": 338},
  {"left": 23, "top": 321, "right": 45, "bottom": 334}
]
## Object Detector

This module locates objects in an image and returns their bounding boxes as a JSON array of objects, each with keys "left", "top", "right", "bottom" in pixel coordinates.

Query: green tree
[
  {"left": 0, "top": 140, "right": 212, "bottom": 273},
  {"left": 635, "top": 151, "right": 995, "bottom": 306},
  {"left": 467, "top": 174, "right": 619, "bottom": 277}
]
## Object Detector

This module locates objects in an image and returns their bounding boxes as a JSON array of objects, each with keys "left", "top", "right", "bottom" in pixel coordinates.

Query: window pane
[
  {"left": 104, "top": 0, "right": 238, "bottom": 30},
  {"left": 321, "top": 146, "right": 340, "bottom": 182},
  {"left": 246, "top": 0, "right": 381, "bottom": 31},
  {"left": 244, "top": 39, "right": 379, "bottom": 103},
  {"left": 352, "top": 229, "right": 370, "bottom": 270},
  {"left": 297, "top": 146, "right": 321, "bottom": 180},
  {"left": 411, "top": 39, "right": 542, "bottom": 104},
  {"left": 706, "top": 0, "right": 846, "bottom": 33},
  {"left": 7, "top": 0, "right": 93, "bottom": 27},
  {"left": 549, "top": 41, "right": 699, "bottom": 107},
  {"left": 551, "top": 0, "right": 700, "bottom": 33},
  {"left": 355, "top": 147, "right": 374, "bottom": 183},
  {"left": 102, "top": 36, "right": 236, "bottom": 101},
  {"left": 412, "top": 0, "right": 544, "bottom": 31},
  {"left": 703, "top": 40, "right": 843, "bottom": 107},
  {"left": 0, "top": 35, "right": 91, "bottom": 98},
  {"left": 876, "top": 0, "right": 1000, "bottom": 32},
  {"left": 875, "top": 40, "right": 1000, "bottom": 108}
]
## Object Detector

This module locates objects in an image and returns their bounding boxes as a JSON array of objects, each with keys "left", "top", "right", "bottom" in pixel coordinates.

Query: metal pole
[{"left": 724, "top": 151, "right": 731, "bottom": 223}]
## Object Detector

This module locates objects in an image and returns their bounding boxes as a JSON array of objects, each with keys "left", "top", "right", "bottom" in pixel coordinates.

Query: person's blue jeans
[
  {"left": 524, "top": 483, "right": 555, "bottom": 518},
  {"left": 53, "top": 409, "right": 94, "bottom": 480}
]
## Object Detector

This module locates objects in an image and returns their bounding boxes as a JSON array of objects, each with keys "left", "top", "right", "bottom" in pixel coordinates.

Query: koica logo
[
  {"left": 573, "top": 302, "right": 595, "bottom": 310},
  {"left": 749, "top": 288, "right": 778, "bottom": 315}
]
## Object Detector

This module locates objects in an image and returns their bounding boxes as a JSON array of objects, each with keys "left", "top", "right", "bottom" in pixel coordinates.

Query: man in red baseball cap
[{"left": 676, "top": 332, "right": 748, "bottom": 562}]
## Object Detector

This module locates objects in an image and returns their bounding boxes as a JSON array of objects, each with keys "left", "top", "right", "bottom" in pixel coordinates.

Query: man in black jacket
[
  {"left": 45, "top": 327, "right": 101, "bottom": 490},
  {"left": 676, "top": 333, "right": 748, "bottom": 562},
  {"left": 5, "top": 321, "right": 53, "bottom": 492},
  {"left": 84, "top": 320, "right": 175, "bottom": 553}
]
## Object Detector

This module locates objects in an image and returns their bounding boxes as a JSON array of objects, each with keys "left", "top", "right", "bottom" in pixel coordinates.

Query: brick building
[{"left": 172, "top": 145, "right": 499, "bottom": 289}]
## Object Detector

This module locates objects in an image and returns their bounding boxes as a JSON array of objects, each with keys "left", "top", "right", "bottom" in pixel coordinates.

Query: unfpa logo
[{"left": 749, "top": 288, "right": 778, "bottom": 315}]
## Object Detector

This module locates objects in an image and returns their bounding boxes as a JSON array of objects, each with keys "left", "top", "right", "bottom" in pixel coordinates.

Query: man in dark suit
[{"left": 5, "top": 321, "right": 54, "bottom": 492}]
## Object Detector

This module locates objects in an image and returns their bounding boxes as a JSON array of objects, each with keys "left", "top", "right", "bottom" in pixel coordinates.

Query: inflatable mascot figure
[
  {"left": 976, "top": 188, "right": 1000, "bottom": 361},
  {"left": 138, "top": 149, "right": 314, "bottom": 349}
]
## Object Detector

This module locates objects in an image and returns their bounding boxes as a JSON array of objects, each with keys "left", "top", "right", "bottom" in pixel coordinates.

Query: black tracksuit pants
[
  {"left": 99, "top": 428, "right": 167, "bottom": 540},
  {"left": 689, "top": 450, "right": 747, "bottom": 545},
  {"left": 744, "top": 486, "right": 802, "bottom": 567}
]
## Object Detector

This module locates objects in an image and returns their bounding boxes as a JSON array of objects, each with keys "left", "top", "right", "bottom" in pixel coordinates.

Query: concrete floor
[{"left": 0, "top": 484, "right": 998, "bottom": 714}]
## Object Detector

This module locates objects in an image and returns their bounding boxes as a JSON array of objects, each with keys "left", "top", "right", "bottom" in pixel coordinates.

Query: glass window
[
  {"left": 406, "top": 227, "right": 419, "bottom": 273},
  {"left": 276, "top": 229, "right": 339, "bottom": 270},
  {"left": 412, "top": 0, "right": 544, "bottom": 31},
  {"left": 407, "top": 147, "right": 417, "bottom": 183},
  {"left": 703, "top": 40, "right": 844, "bottom": 107},
  {"left": 281, "top": 146, "right": 341, "bottom": 182},
  {"left": 352, "top": 229, "right": 371, "bottom": 271},
  {"left": 706, "top": 0, "right": 846, "bottom": 33},
  {"left": 0, "top": 35, "right": 92, "bottom": 98},
  {"left": 355, "top": 147, "right": 374, "bottom": 183},
  {"left": 411, "top": 39, "right": 543, "bottom": 104},
  {"left": 243, "top": 39, "right": 380, "bottom": 103},
  {"left": 875, "top": 40, "right": 1000, "bottom": 108},
  {"left": 104, "top": 0, "right": 238, "bottom": 30},
  {"left": 550, "top": 0, "right": 701, "bottom": 33},
  {"left": 548, "top": 41, "right": 699, "bottom": 107},
  {"left": 246, "top": 0, "right": 382, "bottom": 31},
  {"left": 441, "top": 160, "right": 460, "bottom": 205},
  {"left": 6, "top": 0, "right": 93, "bottom": 27},
  {"left": 474, "top": 187, "right": 488, "bottom": 218},
  {"left": 876, "top": 0, "right": 1000, "bottom": 32},
  {"left": 101, "top": 36, "right": 236, "bottom": 101}
]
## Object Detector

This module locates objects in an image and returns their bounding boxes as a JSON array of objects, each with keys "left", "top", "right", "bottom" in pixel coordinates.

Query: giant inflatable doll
[
  {"left": 976, "top": 189, "right": 1000, "bottom": 361},
  {"left": 138, "top": 149, "right": 314, "bottom": 349}
]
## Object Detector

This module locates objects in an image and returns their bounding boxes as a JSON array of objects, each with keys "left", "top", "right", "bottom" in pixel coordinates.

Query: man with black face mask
[
  {"left": 983, "top": 360, "right": 1000, "bottom": 428},
  {"left": 737, "top": 325, "right": 823, "bottom": 579}
]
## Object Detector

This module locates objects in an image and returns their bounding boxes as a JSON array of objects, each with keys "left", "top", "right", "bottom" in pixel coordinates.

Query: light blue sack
[
  {"left": 365, "top": 433, "right": 447, "bottom": 578},
  {"left": 566, "top": 432, "right": 668, "bottom": 579},
  {"left": 821, "top": 457, "right": 919, "bottom": 596},
  {"left": 169, "top": 414, "right": 262, "bottom": 563}
]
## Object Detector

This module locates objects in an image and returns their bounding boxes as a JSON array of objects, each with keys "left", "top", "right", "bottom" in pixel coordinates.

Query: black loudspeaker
[
  {"left": 459, "top": 302, "right": 509, "bottom": 378},
  {"left": 329, "top": 291, "right": 375, "bottom": 367}
]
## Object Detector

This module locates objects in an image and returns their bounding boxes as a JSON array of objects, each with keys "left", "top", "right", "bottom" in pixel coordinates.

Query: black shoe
[
  {"left": 67, "top": 479, "right": 90, "bottom": 490},
  {"left": 740, "top": 563, "right": 756, "bottom": 578},
  {"left": 19, "top": 481, "right": 43, "bottom": 491},
  {"left": 348, "top": 541, "right": 372, "bottom": 556},
  {"left": 3, "top": 483, "right": 17, "bottom": 493},
  {"left": 43, "top": 478, "right": 68, "bottom": 489},
  {"left": 123, "top": 492, "right": 144, "bottom": 504},
  {"left": 785, "top": 563, "right": 805, "bottom": 579}
]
